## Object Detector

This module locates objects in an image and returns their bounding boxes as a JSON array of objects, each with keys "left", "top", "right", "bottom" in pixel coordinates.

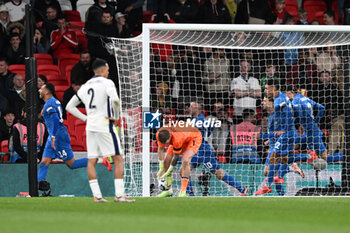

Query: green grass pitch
[{"left": 0, "top": 197, "right": 349, "bottom": 233}]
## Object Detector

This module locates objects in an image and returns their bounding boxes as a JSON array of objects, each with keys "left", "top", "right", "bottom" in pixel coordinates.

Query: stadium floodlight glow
[{"left": 112, "top": 24, "right": 350, "bottom": 197}]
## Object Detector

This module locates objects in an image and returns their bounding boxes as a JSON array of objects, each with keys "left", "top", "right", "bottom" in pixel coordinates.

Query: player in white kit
[{"left": 66, "top": 58, "right": 135, "bottom": 203}]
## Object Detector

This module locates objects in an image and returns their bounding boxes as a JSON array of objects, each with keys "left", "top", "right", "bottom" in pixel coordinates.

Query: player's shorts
[
  {"left": 190, "top": 141, "right": 221, "bottom": 173},
  {"left": 166, "top": 135, "right": 202, "bottom": 156},
  {"left": 306, "top": 131, "right": 326, "bottom": 155},
  {"left": 86, "top": 129, "right": 122, "bottom": 158},
  {"left": 43, "top": 135, "right": 74, "bottom": 162},
  {"left": 270, "top": 132, "right": 297, "bottom": 156}
]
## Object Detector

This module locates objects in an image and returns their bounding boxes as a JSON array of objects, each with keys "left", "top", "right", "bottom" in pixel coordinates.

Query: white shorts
[{"left": 86, "top": 129, "right": 122, "bottom": 158}]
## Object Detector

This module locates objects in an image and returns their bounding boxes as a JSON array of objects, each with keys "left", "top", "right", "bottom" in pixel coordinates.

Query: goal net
[{"left": 112, "top": 24, "right": 350, "bottom": 197}]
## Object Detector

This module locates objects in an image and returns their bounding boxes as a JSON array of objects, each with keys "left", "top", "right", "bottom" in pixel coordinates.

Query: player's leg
[
  {"left": 112, "top": 154, "right": 134, "bottom": 202},
  {"left": 157, "top": 148, "right": 175, "bottom": 197},
  {"left": 255, "top": 150, "right": 277, "bottom": 195},
  {"left": 63, "top": 148, "right": 88, "bottom": 169},
  {"left": 38, "top": 156, "right": 52, "bottom": 182},
  {"left": 178, "top": 148, "right": 196, "bottom": 197},
  {"left": 186, "top": 145, "right": 205, "bottom": 196},
  {"left": 86, "top": 131, "right": 107, "bottom": 202}
]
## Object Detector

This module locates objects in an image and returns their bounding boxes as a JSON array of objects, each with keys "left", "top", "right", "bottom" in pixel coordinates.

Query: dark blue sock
[
  {"left": 289, "top": 153, "right": 310, "bottom": 163},
  {"left": 278, "top": 164, "right": 289, "bottom": 178},
  {"left": 70, "top": 158, "right": 88, "bottom": 169},
  {"left": 222, "top": 173, "right": 244, "bottom": 193},
  {"left": 266, "top": 164, "right": 279, "bottom": 187},
  {"left": 38, "top": 163, "right": 48, "bottom": 182},
  {"left": 275, "top": 183, "right": 285, "bottom": 196},
  {"left": 186, "top": 178, "right": 194, "bottom": 196},
  {"left": 327, "top": 153, "right": 343, "bottom": 163}
]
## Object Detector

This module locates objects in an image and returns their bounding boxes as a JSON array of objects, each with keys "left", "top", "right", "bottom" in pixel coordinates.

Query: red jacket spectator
[{"left": 50, "top": 16, "right": 78, "bottom": 57}]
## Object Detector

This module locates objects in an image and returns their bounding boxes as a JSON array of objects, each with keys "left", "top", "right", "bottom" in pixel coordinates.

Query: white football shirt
[{"left": 77, "top": 76, "right": 119, "bottom": 133}]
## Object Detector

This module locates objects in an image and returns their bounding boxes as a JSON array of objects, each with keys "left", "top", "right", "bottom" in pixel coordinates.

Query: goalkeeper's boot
[
  {"left": 157, "top": 189, "right": 173, "bottom": 197},
  {"left": 177, "top": 191, "right": 186, "bottom": 197},
  {"left": 114, "top": 196, "right": 135, "bottom": 203},
  {"left": 94, "top": 197, "right": 108, "bottom": 203},
  {"left": 240, "top": 186, "right": 249, "bottom": 196},
  {"left": 290, "top": 163, "right": 305, "bottom": 178},
  {"left": 102, "top": 157, "right": 112, "bottom": 171},
  {"left": 273, "top": 176, "right": 284, "bottom": 184},
  {"left": 255, "top": 185, "right": 272, "bottom": 195}
]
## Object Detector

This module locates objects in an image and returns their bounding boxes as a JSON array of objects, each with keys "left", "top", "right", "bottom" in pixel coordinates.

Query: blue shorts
[
  {"left": 270, "top": 132, "right": 297, "bottom": 156},
  {"left": 43, "top": 132, "right": 74, "bottom": 161},
  {"left": 265, "top": 150, "right": 299, "bottom": 166},
  {"left": 190, "top": 141, "right": 221, "bottom": 173},
  {"left": 306, "top": 131, "right": 326, "bottom": 155}
]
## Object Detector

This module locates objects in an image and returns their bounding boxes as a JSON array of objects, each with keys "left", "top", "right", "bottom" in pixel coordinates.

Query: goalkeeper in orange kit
[{"left": 156, "top": 124, "right": 202, "bottom": 197}]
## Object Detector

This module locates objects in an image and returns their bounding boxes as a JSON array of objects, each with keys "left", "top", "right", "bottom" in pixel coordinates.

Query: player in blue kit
[
  {"left": 286, "top": 87, "right": 327, "bottom": 161},
  {"left": 260, "top": 97, "right": 305, "bottom": 195},
  {"left": 37, "top": 83, "right": 89, "bottom": 185},
  {"left": 158, "top": 100, "right": 249, "bottom": 197},
  {"left": 256, "top": 79, "right": 299, "bottom": 195}
]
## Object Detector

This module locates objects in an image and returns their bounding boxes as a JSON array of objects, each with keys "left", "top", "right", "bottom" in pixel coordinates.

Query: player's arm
[
  {"left": 106, "top": 82, "right": 121, "bottom": 121},
  {"left": 161, "top": 152, "right": 180, "bottom": 179},
  {"left": 313, "top": 103, "right": 325, "bottom": 123},
  {"left": 66, "top": 94, "right": 87, "bottom": 122},
  {"left": 157, "top": 146, "right": 166, "bottom": 179}
]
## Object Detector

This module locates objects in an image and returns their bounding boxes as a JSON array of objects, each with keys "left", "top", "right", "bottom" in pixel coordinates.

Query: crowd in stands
[{"left": 0, "top": 0, "right": 349, "bottom": 163}]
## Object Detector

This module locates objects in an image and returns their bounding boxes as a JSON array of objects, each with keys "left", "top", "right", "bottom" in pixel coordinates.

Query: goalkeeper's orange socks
[{"left": 181, "top": 177, "right": 189, "bottom": 192}]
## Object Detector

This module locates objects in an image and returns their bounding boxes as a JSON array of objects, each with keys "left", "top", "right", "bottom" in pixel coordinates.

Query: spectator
[
  {"left": 33, "top": 27, "right": 50, "bottom": 54},
  {"left": 207, "top": 102, "right": 232, "bottom": 155},
  {"left": 202, "top": 48, "right": 231, "bottom": 106},
  {"left": 11, "top": 73, "right": 24, "bottom": 94},
  {"left": 223, "top": 0, "right": 237, "bottom": 23},
  {"left": 0, "top": 5, "right": 10, "bottom": 55},
  {"left": 0, "top": 58, "right": 15, "bottom": 99},
  {"left": 41, "top": 5, "right": 59, "bottom": 41},
  {"left": 197, "top": 0, "right": 231, "bottom": 24},
  {"left": 230, "top": 60, "right": 261, "bottom": 123},
  {"left": 311, "top": 19, "right": 321, "bottom": 25},
  {"left": 33, "top": 0, "right": 62, "bottom": 22},
  {"left": 235, "top": 0, "right": 274, "bottom": 24},
  {"left": 9, "top": 107, "right": 48, "bottom": 163},
  {"left": 323, "top": 10, "right": 336, "bottom": 25},
  {"left": 311, "top": 71, "right": 344, "bottom": 155},
  {"left": 166, "top": 0, "right": 199, "bottom": 23},
  {"left": 5, "top": 33, "right": 25, "bottom": 65},
  {"left": 260, "top": 62, "right": 280, "bottom": 96},
  {"left": 9, "top": 84, "right": 25, "bottom": 120},
  {"left": 117, "top": 0, "right": 145, "bottom": 32},
  {"left": 37, "top": 74, "right": 47, "bottom": 110},
  {"left": 85, "top": 0, "right": 115, "bottom": 34},
  {"left": 70, "top": 51, "right": 94, "bottom": 86},
  {"left": 50, "top": 15, "right": 78, "bottom": 58},
  {"left": 7, "top": 21, "right": 25, "bottom": 40},
  {"left": 0, "top": 108, "right": 15, "bottom": 142},
  {"left": 226, "top": 109, "right": 261, "bottom": 163},
  {"left": 4, "top": 0, "right": 26, "bottom": 22},
  {"left": 296, "top": 8, "right": 308, "bottom": 25},
  {"left": 115, "top": 12, "right": 133, "bottom": 38},
  {"left": 151, "top": 82, "right": 171, "bottom": 115},
  {"left": 88, "top": 11, "right": 118, "bottom": 85},
  {"left": 273, "top": 0, "right": 286, "bottom": 24},
  {"left": 62, "top": 83, "right": 84, "bottom": 119}
]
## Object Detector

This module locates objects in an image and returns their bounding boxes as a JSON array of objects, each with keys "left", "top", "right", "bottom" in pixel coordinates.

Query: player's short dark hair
[
  {"left": 242, "top": 109, "right": 255, "bottom": 119},
  {"left": 266, "top": 78, "right": 280, "bottom": 89},
  {"left": 286, "top": 85, "right": 296, "bottom": 93},
  {"left": 92, "top": 58, "right": 108, "bottom": 72},
  {"left": 158, "top": 129, "right": 171, "bottom": 144},
  {"left": 45, "top": 83, "right": 55, "bottom": 96}
]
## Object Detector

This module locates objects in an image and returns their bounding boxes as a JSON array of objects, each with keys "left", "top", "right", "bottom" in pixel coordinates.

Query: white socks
[
  {"left": 115, "top": 179, "right": 125, "bottom": 197},
  {"left": 89, "top": 179, "right": 102, "bottom": 199}
]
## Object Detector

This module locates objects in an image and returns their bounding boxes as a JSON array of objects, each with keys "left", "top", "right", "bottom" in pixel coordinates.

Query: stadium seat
[
  {"left": 77, "top": 0, "right": 94, "bottom": 22},
  {"left": 8, "top": 64, "right": 25, "bottom": 77},
  {"left": 314, "top": 11, "right": 325, "bottom": 24},
  {"left": 38, "top": 65, "right": 68, "bottom": 86},
  {"left": 303, "top": 0, "right": 327, "bottom": 22},
  {"left": 71, "top": 136, "right": 86, "bottom": 151},
  {"left": 57, "top": 53, "right": 80, "bottom": 81},
  {"left": 142, "top": 10, "right": 154, "bottom": 23},
  {"left": 68, "top": 21, "right": 87, "bottom": 51},
  {"left": 331, "top": 1, "right": 339, "bottom": 24},
  {"left": 65, "top": 64, "right": 75, "bottom": 86},
  {"left": 63, "top": 10, "right": 81, "bottom": 22},
  {"left": 54, "top": 85, "right": 67, "bottom": 102},
  {"left": 285, "top": 0, "right": 298, "bottom": 19},
  {"left": 34, "top": 53, "right": 53, "bottom": 65},
  {"left": 1, "top": 140, "right": 9, "bottom": 162},
  {"left": 58, "top": 0, "right": 72, "bottom": 10}
]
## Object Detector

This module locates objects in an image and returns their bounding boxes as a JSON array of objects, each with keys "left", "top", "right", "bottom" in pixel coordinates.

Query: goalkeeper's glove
[
  {"left": 156, "top": 161, "right": 165, "bottom": 179},
  {"left": 161, "top": 165, "right": 174, "bottom": 179}
]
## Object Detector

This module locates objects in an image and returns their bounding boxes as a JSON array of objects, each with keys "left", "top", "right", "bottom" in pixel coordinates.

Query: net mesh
[{"left": 112, "top": 26, "right": 349, "bottom": 197}]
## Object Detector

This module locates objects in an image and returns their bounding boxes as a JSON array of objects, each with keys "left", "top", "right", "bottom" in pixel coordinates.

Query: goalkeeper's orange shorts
[{"left": 166, "top": 134, "right": 202, "bottom": 156}]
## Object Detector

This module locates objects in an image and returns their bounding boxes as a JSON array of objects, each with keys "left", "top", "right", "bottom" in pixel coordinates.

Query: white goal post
[{"left": 112, "top": 24, "right": 350, "bottom": 197}]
